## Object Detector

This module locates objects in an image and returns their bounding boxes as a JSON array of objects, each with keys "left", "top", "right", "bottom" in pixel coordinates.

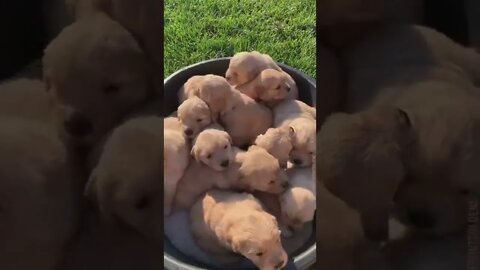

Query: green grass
[{"left": 164, "top": 0, "right": 316, "bottom": 78}]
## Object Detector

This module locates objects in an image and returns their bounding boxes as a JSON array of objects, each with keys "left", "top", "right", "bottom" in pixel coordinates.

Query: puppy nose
[
  {"left": 184, "top": 128, "right": 193, "bottom": 136},
  {"left": 292, "top": 159, "right": 302, "bottom": 165},
  {"left": 64, "top": 112, "right": 93, "bottom": 137},
  {"left": 221, "top": 160, "right": 229, "bottom": 167},
  {"left": 408, "top": 209, "right": 436, "bottom": 229},
  {"left": 275, "top": 260, "right": 285, "bottom": 269}
]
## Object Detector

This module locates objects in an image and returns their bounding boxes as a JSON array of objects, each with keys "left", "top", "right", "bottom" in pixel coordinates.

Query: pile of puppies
[{"left": 164, "top": 51, "right": 316, "bottom": 269}]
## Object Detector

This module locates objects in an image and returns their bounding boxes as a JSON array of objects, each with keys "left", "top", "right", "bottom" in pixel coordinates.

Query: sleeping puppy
[
  {"left": 273, "top": 99, "right": 316, "bottom": 127},
  {"left": 179, "top": 75, "right": 235, "bottom": 120},
  {"left": 280, "top": 167, "right": 316, "bottom": 235},
  {"left": 174, "top": 145, "right": 288, "bottom": 210},
  {"left": 220, "top": 90, "right": 273, "bottom": 147},
  {"left": 164, "top": 117, "right": 189, "bottom": 216},
  {"left": 255, "top": 125, "right": 294, "bottom": 168},
  {"left": 43, "top": 12, "right": 150, "bottom": 147},
  {"left": 190, "top": 189, "right": 288, "bottom": 270},
  {"left": 85, "top": 116, "right": 164, "bottom": 236},
  {"left": 225, "top": 51, "right": 281, "bottom": 86},
  {"left": 177, "top": 96, "right": 213, "bottom": 139},
  {"left": 288, "top": 117, "right": 316, "bottom": 167},
  {"left": 236, "top": 68, "right": 298, "bottom": 107},
  {"left": 253, "top": 167, "right": 315, "bottom": 238},
  {"left": 191, "top": 128, "right": 234, "bottom": 171}
]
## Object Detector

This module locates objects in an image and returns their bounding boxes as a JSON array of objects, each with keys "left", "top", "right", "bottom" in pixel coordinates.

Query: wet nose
[
  {"left": 275, "top": 260, "right": 285, "bottom": 269},
  {"left": 64, "top": 112, "right": 93, "bottom": 137},
  {"left": 293, "top": 159, "right": 302, "bottom": 165},
  {"left": 184, "top": 128, "right": 193, "bottom": 136},
  {"left": 221, "top": 160, "right": 229, "bottom": 167},
  {"left": 408, "top": 209, "right": 436, "bottom": 229}
]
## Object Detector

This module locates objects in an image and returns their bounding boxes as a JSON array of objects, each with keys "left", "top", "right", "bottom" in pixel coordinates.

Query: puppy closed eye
[
  {"left": 196, "top": 118, "right": 202, "bottom": 122},
  {"left": 256, "top": 252, "right": 263, "bottom": 257},
  {"left": 269, "top": 180, "right": 275, "bottom": 185},
  {"left": 275, "top": 85, "right": 281, "bottom": 90},
  {"left": 206, "top": 154, "right": 212, "bottom": 159},
  {"left": 224, "top": 145, "right": 228, "bottom": 149}
]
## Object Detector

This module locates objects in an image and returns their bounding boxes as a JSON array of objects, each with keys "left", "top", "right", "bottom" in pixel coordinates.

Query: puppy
[
  {"left": 288, "top": 117, "right": 316, "bottom": 167},
  {"left": 191, "top": 128, "right": 234, "bottom": 171},
  {"left": 174, "top": 145, "right": 288, "bottom": 210},
  {"left": 236, "top": 68, "right": 299, "bottom": 107},
  {"left": 225, "top": 51, "right": 281, "bottom": 86},
  {"left": 164, "top": 117, "right": 190, "bottom": 216},
  {"left": 177, "top": 96, "right": 213, "bottom": 139},
  {"left": 273, "top": 99, "right": 316, "bottom": 127},
  {"left": 190, "top": 190, "right": 288, "bottom": 270},
  {"left": 280, "top": 167, "right": 316, "bottom": 234},
  {"left": 43, "top": 13, "right": 150, "bottom": 146},
  {"left": 220, "top": 91, "right": 273, "bottom": 147},
  {"left": 179, "top": 75, "right": 235, "bottom": 120},
  {"left": 85, "top": 116, "right": 164, "bottom": 236},
  {"left": 255, "top": 125, "right": 294, "bottom": 168}
]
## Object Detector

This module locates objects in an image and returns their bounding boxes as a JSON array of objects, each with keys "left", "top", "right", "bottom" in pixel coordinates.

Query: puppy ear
[
  {"left": 190, "top": 145, "right": 201, "bottom": 163},
  {"left": 396, "top": 108, "right": 411, "bottom": 127}
]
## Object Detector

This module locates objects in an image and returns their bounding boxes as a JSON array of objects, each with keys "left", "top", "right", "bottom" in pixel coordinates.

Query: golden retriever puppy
[
  {"left": 225, "top": 51, "right": 281, "bottom": 86},
  {"left": 179, "top": 75, "right": 235, "bottom": 120},
  {"left": 317, "top": 106, "right": 413, "bottom": 242},
  {"left": 43, "top": 13, "right": 150, "bottom": 146},
  {"left": 288, "top": 117, "right": 316, "bottom": 167},
  {"left": 191, "top": 128, "right": 234, "bottom": 171},
  {"left": 164, "top": 117, "right": 189, "bottom": 216},
  {"left": 393, "top": 179, "right": 468, "bottom": 236},
  {"left": 0, "top": 79, "right": 57, "bottom": 126},
  {"left": 220, "top": 91, "right": 273, "bottom": 147},
  {"left": 236, "top": 68, "right": 299, "bottom": 107},
  {"left": 255, "top": 125, "right": 294, "bottom": 168},
  {"left": 177, "top": 96, "right": 213, "bottom": 139},
  {"left": 85, "top": 116, "right": 164, "bottom": 236},
  {"left": 190, "top": 190, "right": 288, "bottom": 269},
  {"left": 174, "top": 145, "right": 288, "bottom": 210},
  {"left": 273, "top": 99, "right": 316, "bottom": 127},
  {"left": 280, "top": 167, "right": 316, "bottom": 234},
  {"left": 0, "top": 116, "right": 80, "bottom": 270}
]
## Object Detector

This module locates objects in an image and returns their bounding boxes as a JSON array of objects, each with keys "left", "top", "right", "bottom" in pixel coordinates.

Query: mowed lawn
[{"left": 164, "top": 0, "right": 316, "bottom": 78}]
